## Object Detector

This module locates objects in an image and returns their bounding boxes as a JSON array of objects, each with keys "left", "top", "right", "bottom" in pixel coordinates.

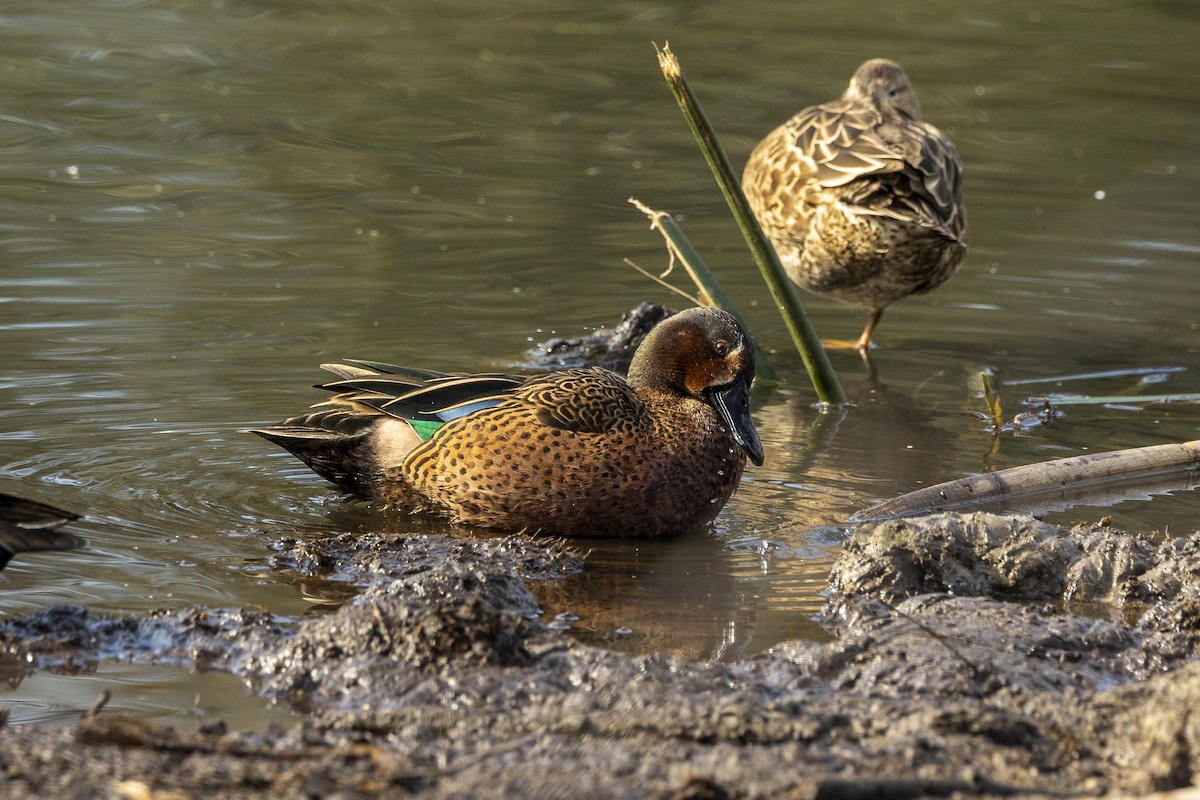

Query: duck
[
  {"left": 249, "top": 306, "right": 764, "bottom": 538},
  {"left": 0, "top": 493, "right": 85, "bottom": 570},
  {"left": 742, "top": 58, "right": 967, "bottom": 351}
]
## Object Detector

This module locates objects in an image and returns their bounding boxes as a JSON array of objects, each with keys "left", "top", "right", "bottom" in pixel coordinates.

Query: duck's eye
[{"left": 713, "top": 340, "right": 730, "bottom": 357}]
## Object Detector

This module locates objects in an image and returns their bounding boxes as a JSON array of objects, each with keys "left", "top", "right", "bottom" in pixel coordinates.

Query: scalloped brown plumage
[
  {"left": 249, "top": 307, "right": 764, "bottom": 538},
  {"left": 742, "top": 58, "right": 967, "bottom": 351}
]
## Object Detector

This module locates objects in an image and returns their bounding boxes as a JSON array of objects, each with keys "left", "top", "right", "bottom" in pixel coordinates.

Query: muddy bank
[{"left": 2, "top": 513, "right": 1200, "bottom": 798}]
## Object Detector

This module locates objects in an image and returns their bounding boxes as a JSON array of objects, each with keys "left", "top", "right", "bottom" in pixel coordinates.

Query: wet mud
[
  {"left": 1, "top": 512, "right": 1200, "bottom": 798},
  {"left": 524, "top": 301, "right": 674, "bottom": 370}
]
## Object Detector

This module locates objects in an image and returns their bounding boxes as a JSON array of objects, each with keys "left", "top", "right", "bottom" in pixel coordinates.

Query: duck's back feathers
[
  {"left": 513, "top": 368, "right": 643, "bottom": 433},
  {"left": 318, "top": 363, "right": 522, "bottom": 425},
  {"left": 745, "top": 93, "right": 964, "bottom": 245}
]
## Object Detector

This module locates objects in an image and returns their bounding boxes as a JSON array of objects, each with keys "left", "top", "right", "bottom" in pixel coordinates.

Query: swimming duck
[
  {"left": 742, "top": 58, "right": 967, "bottom": 351},
  {"left": 250, "top": 307, "right": 763, "bottom": 538},
  {"left": 0, "top": 493, "right": 85, "bottom": 570}
]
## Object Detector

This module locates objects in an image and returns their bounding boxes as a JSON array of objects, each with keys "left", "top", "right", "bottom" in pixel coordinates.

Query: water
[{"left": 2, "top": 0, "right": 1200, "bottom": 725}]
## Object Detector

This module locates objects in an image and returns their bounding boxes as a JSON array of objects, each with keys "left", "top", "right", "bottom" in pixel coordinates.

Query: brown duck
[
  {"left": 742, "top": 58, "right": 967, "bottom": 351},
  {"left": 249, "top": 307, "right": 764, "bottom": 538}
]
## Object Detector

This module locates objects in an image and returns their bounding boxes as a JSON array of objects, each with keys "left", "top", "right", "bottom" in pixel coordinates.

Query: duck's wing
[
  {"left": 0, "top": 493, "right": 85, "bottom": 570},
  {"left": 745, "top": 99, "right": 965, "bottom": 243},
  {"left": 248, "top": 363, "right": 529, "bottom": 494},
  {"left": 316, "top": 363, "right": 525, "bottom": 432},
  {"left": 512, "top": 367, "right": 643, "bottom": 434},
  {"left": 745, "top": 99, "right": 898, "bottom": 204},
  {"left": 249, "top": 363, "right": 524, "bottom": 447},
  {"left": 836, "top": 118, "right": 965, "bottom": 245},
  {"left": 319, "top": 364, "right": 643, "bottom": 435},
  {"left": 905, "top": 122, "right": 967, "bottom": 245}
]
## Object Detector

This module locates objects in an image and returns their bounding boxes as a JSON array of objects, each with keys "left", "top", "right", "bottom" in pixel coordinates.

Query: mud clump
[
  {"left": 2, "top": 513, "right": 1200, "bottom": 798},
  {"left": 524, "top": 301, "right": 674, "bottom": 371},
  {"left": 826, "top": 512, "right": 1200, "bottom": 616}
]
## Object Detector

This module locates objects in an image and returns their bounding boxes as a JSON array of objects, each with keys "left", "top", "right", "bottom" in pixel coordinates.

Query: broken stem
[
  {"left": 628, "top": 198, "right": 774, "bottom": 380},
  {"left": 654, "top": 42, "right": 845, "bottom": 405},
  {"left": 980, "top": 371, "right": 1004, "bottom": 429}
]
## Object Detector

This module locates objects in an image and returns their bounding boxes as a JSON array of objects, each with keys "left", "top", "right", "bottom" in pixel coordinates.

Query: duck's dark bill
[{"left": 710, "top": 378, "right": 764, "bottom": 466}]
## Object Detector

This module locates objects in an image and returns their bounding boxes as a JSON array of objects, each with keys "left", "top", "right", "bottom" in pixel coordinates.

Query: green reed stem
[{"left": 655, "top": 42, "right": 845, "bottom": 405}]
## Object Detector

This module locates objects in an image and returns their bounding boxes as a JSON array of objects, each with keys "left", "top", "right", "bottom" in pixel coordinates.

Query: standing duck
[
  {"left": 742, "top": 58, "right": 967, "bottom": 351},
  {"left": 250, "top": 307, "right": 763, "bottom": 538}
]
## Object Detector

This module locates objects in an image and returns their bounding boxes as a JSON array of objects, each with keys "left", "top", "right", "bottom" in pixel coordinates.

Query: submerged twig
[
  {"left": 1004, "top": 366, "right": 1186, "bottom": 386},
  {"left": 654, "top": 42, "right": 845, "bottom": 405},
  {"left": 85, "top": 690, "right": 111, "bottom": 720},
  {"left": 1025, "top": 392, "right": 1200, "bottom": 407}
]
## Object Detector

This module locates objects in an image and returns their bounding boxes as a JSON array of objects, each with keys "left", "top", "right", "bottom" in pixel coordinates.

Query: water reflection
[
  {"left": 530, "top": 526, "right": 832, "bottom": 662},
  {"left": 247, "top": 502, "right": 834, "bottom": 664},
  {"left": 751, "top": 370, "right": 966, "bottom": 525},
  {"left": 2, "top": 666, "right": 299, "bottom": 730}
]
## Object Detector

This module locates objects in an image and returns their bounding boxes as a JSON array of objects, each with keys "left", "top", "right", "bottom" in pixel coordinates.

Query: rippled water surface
[{"left": 3, "top": 0, "right": 1200, "bottom": 725}]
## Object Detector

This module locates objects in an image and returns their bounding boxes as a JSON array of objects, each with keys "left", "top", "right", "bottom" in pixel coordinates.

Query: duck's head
[
  {"left": 628, "top": 307, "right": 764, "bottom": 466},
  {"left": 845, "top": 58, "right": 923, "bottom": 122}
]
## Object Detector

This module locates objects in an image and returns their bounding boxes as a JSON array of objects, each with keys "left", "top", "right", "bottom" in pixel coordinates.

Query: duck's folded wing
[
  {"left": 317, "top": 363, "right": 524, "bottom": 424},
  {"left": 513, "top": 368, "right": 644, "bottom": 434},
  {"left": 765, "top": 103, "right": 907, "bottom": 190},
  {"left": 792, "top": 105, "right": 966, "bottom": 244}
]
